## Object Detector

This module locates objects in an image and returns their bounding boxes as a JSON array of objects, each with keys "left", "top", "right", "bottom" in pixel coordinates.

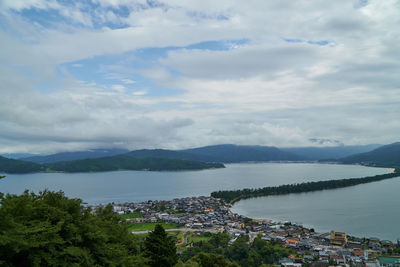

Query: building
[{"left": 330, "top": 231, "right": 348, "bottom": 246}]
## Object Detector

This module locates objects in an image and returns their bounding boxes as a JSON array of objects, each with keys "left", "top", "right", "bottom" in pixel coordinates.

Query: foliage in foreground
[
  {"left": 181, "top": 233, "right": 292, "bottom": 267},
  {"left": 0, "top": 190, "right": 293, "bottom": 267},
  {"left": 144, "top": 224, "right": 178, "bottom": 267},
  {"left": 0, "top": 190, "right": 144, "bottom": 266}
]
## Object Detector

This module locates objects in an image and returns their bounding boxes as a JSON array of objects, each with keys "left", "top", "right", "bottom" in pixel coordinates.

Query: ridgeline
[
  {"left": 211, "top": 168, "right": 400, "bottom": 203},
  {"left": 0, "top": 155, "right": 224, "bottom": 174},
  {"left": 46, "top": 156, "right": 225, "bottom": 173}
]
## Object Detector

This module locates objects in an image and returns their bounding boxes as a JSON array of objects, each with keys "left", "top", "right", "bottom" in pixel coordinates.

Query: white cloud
[
  {"left": 121, "top": 78, "right": 135, "bottom": 84},
  {"left": 0, "top": 0, "right": 400, "bottom": 153},
  {"left": 0, "top": 0, "right": 61, "bottom": 11},
  {"left": 110, "top": 84, "right": 126, "bottom": 92}
]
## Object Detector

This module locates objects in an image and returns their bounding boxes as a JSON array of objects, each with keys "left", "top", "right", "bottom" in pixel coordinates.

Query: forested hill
[
  {"left": 21, "top": 148, "right": 129, "bottom": 164},
  {"left": 180, "top": 144, "right": 305, "bottom": 163},
  {"left": 281, "top": 144, "right": 381, "bottom": 160},
  {"left": 0, "top": 156, "right": 44, "bottom": 174},
  {"left": 21, "top": 145, "right": 306, "bottom": 165},
  {"left": 339, "top": 142, "right": 400, "bottom": 167},
  {"left": 0, "top": 155, "right": 224, "bottom": 174},
  {"left": 45, "top": 155, "right": 225, "bottom": 173},
  {"left": 212, "top": 169, "right": 400, "bottom": 203},
  {"left": 125, "top": 149, "right": 219, "bottom": 162}
]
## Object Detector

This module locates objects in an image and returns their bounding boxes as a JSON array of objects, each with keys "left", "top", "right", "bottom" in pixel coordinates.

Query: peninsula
[{"left": 211, "top": 168, "right": 400, "bottom": 203}]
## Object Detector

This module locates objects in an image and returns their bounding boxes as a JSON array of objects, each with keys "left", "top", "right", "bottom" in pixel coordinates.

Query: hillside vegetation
[
  {"left": 21, "top": 144, "right": 306, "bottom": 165},
  {"left": 282, "top": 144, "right": 381, "bottom": 160},
  {"left": 0, "top": 156, "right": 43, "bottom": 174},
  {"left": 46, "top": 155, "right": 225, "bottom": 173},
  {"left": 21, "top": 148, "right": 129, "bottom": 164},
  {"left": 0, "top": 190, "right": 148, "bottom": 266},
  {"left": 340, "top": 142, "right": 400, "bottom": 167},
  {"left": 180, "top": 144, "right": 305, "bottom": 163}
]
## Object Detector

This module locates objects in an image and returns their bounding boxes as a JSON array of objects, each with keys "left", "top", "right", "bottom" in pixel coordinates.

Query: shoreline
[
  {"left": 2, "top": 161, "right": 392, "bottom": 175},
  {"left": 228, "top": 202, "right": 397, "bottom": 242}
]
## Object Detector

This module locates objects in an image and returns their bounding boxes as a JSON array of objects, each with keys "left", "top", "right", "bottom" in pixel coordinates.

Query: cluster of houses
[
  {"left": 91, "top": 196, "right": 400, "bottom": 267},
  {"left": 109, "top": 196, "right": 245, "bottom": 229},
  {"left": 247, "top": 222, "right": 400, "bottom": 267}
]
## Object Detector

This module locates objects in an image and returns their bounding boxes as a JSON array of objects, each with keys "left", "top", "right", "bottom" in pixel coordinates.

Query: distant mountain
[
  {"left": 181, "top": 144, "right": 305, "bottom": 163},
  {"left": 0, "top": 156, "right": 44, "bottom": 174},
  {"left": 125, "top": 149, "right": 220, "bottom": 162},
  {"left": 0, "top": 153, "right": 38, "bottom": 159},
  {"left": 17, "top": 145, "right": 307, "bottom": 171},
  {"left": 22, "top": 148, "right": 129, "bottom": 164},
  {"left": 125, "top": 145, "right": 305, "bottom": 163},
  {"left": 281, "top": 144, "right": 381, "bottom": 160},
  {"left": 339, "top": 142, "right": 400, "bottom": 167},
  {"left": 45, "top": 155, "right": 224, "bottom": 173}
]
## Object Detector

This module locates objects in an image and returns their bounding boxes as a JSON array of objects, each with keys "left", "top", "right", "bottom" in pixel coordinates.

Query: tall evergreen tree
[{"left": 144, "top": 224, "right": 178, "bottom": 267}]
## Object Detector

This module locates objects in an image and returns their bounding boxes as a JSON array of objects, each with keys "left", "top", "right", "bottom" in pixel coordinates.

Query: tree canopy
[
  {"left": 144, "top": 224, "right": 178, "bottom": 267},
  {"left": 0, "top": 190, "right": 143, "bottom": 266}
]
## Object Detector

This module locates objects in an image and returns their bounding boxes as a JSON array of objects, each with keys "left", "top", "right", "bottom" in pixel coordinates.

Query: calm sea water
[
  {"left": 231, "top": 172, "right": 400, "bottom": 241},
  {"left": 0, "top": 163, "right": 388, "bottom": 204},
  {"left": 1, "top": 163, "right": 395, "bottom": 239}
]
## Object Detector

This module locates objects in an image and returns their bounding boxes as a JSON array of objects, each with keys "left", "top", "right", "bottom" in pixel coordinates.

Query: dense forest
[
  {"left": 0, "top": 190, "right": 147, "bottom": 266},
  {"left": 0, "top": 155, "right": 224, "bottom": 174},
  {"left": 211, "top": 168, "right": 400, "bottom": 203},
  {"left": 180, "top": 144, "right": 305, "bottom": 163},
  {"left": 22, "top": 148, "right": 130, "bottom": 164},
  {"left": 0, "top": 190, "right": 292, "bottom": 267},
  {"left": 20, "top": 144, "right": 305, "bottom": 165},
  {"left": 0, "top": 156, "right": 44, "bottom": 174},
  {"left": 46, "top": 156, "right": 225, "bottom": 172},
  {"left": 340, "top": 142, "right": 400, "bottom": 167}
]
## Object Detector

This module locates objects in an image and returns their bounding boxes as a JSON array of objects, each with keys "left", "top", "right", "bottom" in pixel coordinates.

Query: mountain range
[
  {"left": 13, "top": 144, "right": 385, "bottom": 164},
  {"left": 339, "top": 142, "right": 400, "bottom": 167},
  {"left": 281, "top": 144, "right": 382, "bottom": 160},
  {"left": 1, "top": 142, "right": 399, "bottom": 174},
  {"left": 21, "top": 148, "right": 130, "bottom": 164}
]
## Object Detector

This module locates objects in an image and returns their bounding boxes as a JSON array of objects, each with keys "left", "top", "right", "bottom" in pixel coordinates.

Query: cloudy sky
[{"left": 1, "top": 0, "right": 399, "bottom": 154}]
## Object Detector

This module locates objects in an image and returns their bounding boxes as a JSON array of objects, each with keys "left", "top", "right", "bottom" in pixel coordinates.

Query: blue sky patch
[{"left": 61, "top": 39, "right": 249, "bottom": 96}]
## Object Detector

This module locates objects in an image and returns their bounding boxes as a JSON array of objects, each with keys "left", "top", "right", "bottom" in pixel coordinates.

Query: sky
[{"left": 1, "top": 0, "right": 400, "bottom": 154}]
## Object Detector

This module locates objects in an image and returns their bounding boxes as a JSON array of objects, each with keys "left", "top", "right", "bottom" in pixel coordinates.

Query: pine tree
[{"left": 144, "top": 224, "right": 178, "bottom": 267}]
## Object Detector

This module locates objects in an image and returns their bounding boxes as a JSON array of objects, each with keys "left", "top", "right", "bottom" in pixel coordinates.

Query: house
[
  {"left": 353, "top": 248, "right": 364, "bottom": 257},
  {"left": 318, "top": 250, "right": 329, "bottom": 261}
]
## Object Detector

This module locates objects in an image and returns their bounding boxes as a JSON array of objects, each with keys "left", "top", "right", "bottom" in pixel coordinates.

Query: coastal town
[{"left": 90, "top": 196, "right": 400, "bottom": 267}]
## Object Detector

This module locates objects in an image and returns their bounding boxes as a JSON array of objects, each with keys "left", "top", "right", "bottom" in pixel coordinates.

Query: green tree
[
  {"left": 224, "top": 235, "right": 250, "bottom": 266},
  {"left": 188, "top": 253, "right": 239, "bottom": 267},
  {"left": 144, "top": 224, "right": 178, "bottom": 267},
  {"left": 0, "top": 190, "right": 144, "bottom": 267}
]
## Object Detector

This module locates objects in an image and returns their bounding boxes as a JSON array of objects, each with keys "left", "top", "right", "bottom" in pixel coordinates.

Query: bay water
[{"left": 1, "top": 162, "right": 397, "bottom": 240}]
